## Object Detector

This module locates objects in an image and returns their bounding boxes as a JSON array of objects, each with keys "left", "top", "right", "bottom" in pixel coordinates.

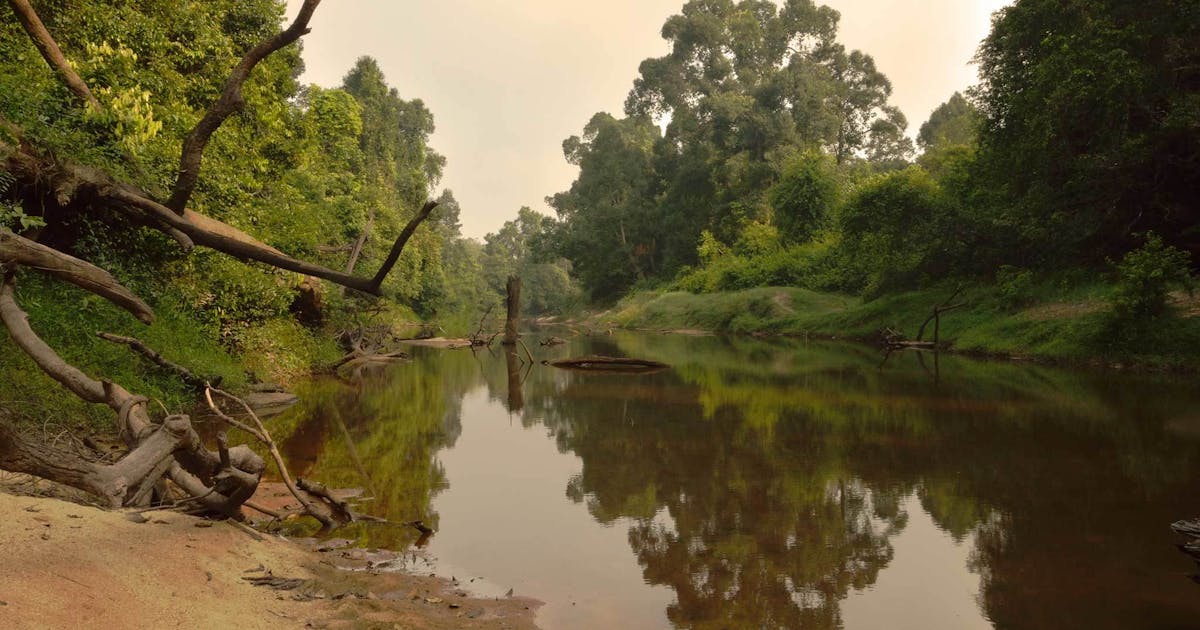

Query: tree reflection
[
  {"left": 523, "top": 369, "right": 910, "bottom": 627},
  {"left": 265, "top": 353, "right": 478, "bottom": 548},
  {"left": 267, "top": 333, "right": 1200, "bottom": 629},
  {"left": 518, "top": 333, "right": 1200, "bottom": 629}
]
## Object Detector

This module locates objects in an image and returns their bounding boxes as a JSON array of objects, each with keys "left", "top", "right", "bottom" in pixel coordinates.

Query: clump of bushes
[{"left": 1109, "top": 233, "right": 1194, "bottom": 319}]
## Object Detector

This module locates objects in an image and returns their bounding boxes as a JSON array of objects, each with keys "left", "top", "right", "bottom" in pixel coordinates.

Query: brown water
[{"left": 268, "top": 332, "right": 1200, "bottom": 629}]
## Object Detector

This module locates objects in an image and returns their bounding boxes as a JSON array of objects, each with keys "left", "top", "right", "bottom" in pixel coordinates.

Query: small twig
[
  {"left": 227, "top": 519, "right": 266, "bottom": 542},
  {"left": 98, "top": 332, "right": 217, "bottom": 390},
  {"left": 243, "top": 501, "right": 283, "bottom": 519}
]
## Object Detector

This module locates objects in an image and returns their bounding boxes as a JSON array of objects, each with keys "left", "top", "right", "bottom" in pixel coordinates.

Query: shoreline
[
  {"left": 0, "top": 480, "right": 542, "bottom": 630},
  {"left": 564, "top": 286, "right": 1200, "bottom": 373}
]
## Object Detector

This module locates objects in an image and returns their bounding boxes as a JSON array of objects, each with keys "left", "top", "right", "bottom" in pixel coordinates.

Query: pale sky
[{"left": 286, "top": 0, "right": 1011, "bottom": 239}]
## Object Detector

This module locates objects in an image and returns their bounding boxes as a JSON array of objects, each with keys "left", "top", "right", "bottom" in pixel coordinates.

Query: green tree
[
  {"left": 835, "top": 167, "right": 961, "bottom": 296},
  {"left": 768, "top": 151, "right": 839, "bottom": 244},
  {"left": 483, "top": 207, "right": 580, "bottom": 316},
  {"left": 972, "top": 0, "right": 1200, "bottom": 265},
  {"left": 548, "top": 113, "right": 660, "bottom": 301},
  {"left": 917, "top": 92, "right": 979, "bottom": 151},
  {"left": 553, "top": 0, "right": 911, "bottom": 300}
]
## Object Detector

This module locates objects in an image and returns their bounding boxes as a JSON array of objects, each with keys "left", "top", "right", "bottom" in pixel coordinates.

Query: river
[{"left": 265, "top": 331, "right": 1200, "bottom": 629}]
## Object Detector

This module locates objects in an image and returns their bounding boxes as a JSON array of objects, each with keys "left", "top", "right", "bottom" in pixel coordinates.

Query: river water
[{"left": 267, "top": 331, "right": 1200, "bottom": 629}]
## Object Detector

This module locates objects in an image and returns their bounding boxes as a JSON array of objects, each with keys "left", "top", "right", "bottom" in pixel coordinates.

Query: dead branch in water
[
  {"left": 204, "top": 387, "right": 335, "bottom": 529},
  {"left": 297, "top": 478, "right": 354, "bottom": 524},
  {"left": 882, "top": 287, "right": 967, "bottom": 351}
]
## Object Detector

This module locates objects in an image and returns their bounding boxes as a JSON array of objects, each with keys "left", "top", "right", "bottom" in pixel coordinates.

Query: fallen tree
[
  {"left": 544, "top": 356, "right": 670, "bottom": 374},
  {"left": 0, "top": 0, "right": 436, "bottom": 519}
]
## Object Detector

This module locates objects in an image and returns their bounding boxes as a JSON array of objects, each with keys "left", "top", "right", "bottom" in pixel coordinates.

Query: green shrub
[
  {"left": 1109, "top": 233, "right": 1194, "bottom": 319},
  {"left": 995, "top": 265, "right": 1036, "bottom": 308}
]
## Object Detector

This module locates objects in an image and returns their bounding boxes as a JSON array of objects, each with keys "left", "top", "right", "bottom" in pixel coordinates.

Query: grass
[
  {"left": 0, "top": 274, "right": 372, "bottom": 432},
  {"left": 595, "top": 280, "right": 1200, "bottom": 370}
]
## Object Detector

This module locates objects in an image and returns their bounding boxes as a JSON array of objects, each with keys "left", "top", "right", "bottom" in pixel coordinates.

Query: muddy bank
[{"left": 0, "top": 483, "right": 540, "bottom": 629}]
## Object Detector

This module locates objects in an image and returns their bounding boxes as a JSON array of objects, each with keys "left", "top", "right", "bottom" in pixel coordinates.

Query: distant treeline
[{"left": 539, "top": 0, "right": 1199, "bottom": 303}]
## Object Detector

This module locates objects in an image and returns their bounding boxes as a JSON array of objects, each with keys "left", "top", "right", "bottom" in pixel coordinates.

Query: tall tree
[
  {"left": 917, "top": 92, "right": 979, "bottom": 150},
  {"left": 548, "top": 113, "right": 660, "bottom": 301},
  {"left": 553, "top": 0, "right": 912, "bottom": 300}
]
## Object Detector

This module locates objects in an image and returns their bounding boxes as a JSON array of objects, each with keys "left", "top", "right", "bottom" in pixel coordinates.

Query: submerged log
[{"left": 544, "top": 356, "right": 670, "bottom": 374}]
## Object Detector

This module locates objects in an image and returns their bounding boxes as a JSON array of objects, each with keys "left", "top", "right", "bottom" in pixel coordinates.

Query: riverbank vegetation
[
  {"left": 542, "top": 0, "right": 1199, "bottom": 364},
  {"left": 0, "top": 0, "right": 579, "bottom": 430}
]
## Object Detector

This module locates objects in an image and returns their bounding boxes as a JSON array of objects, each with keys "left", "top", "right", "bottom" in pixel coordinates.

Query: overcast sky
[{"left": 286, "top": 0, "right": 1011, "bottom": 239}]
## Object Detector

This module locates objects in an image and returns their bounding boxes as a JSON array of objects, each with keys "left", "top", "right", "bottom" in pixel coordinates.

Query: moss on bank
[{"left": 597, "top": 282, "right": 1200, "bottom": 370}]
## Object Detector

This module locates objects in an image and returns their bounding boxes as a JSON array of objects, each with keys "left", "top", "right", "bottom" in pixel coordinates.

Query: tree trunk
[{"left": 503, "top": 275, "right": 521, "bottom": 346}]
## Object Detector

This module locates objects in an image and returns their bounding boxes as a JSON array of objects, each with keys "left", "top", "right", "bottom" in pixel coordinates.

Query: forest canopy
[{"left": 543, "top": 0, "right": 1200, "bottom": 304}]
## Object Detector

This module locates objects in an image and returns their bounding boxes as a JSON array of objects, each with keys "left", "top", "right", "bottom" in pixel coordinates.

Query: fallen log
[{"left": 544, "top": 356, "right": 670, "bottom": 374}]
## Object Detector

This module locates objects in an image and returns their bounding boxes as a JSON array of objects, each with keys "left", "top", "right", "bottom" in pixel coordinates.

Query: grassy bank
[
  {"left": 0, "top": 275, "right": 422, "bottom": 432},
  {"left": 596, "top": 282, "right": 1200, "bottom": 370}
]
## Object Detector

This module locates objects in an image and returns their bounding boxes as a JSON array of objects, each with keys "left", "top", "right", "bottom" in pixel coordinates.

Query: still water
[{"left": 269, "top": 332, "right": 1200, "bottom": 629}]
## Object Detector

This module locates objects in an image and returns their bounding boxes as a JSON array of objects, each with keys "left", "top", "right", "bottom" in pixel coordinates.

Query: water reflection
[{"left": 265, "top": 332, "right": 1200, "bottom": 629}]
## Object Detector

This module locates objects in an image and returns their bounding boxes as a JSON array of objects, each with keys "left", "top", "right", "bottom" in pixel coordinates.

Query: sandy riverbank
[{"left": 0, "top": 480, "right": 540, "bottom": 629}]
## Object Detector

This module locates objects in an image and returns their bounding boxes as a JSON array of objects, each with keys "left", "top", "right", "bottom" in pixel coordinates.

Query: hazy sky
[{"left": 286, "top": 0, "right": 1011, "bottom": 239}]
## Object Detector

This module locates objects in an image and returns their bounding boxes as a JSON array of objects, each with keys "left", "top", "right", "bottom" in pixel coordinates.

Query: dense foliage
[
  {"left": 546, "top": 0, "right": 1199, "bottom": 307},
  {"left": 0, "top": 1, "right": 581, "bottom": 429}
]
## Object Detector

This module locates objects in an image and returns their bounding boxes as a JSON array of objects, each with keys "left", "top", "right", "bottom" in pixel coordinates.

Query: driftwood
[
  {"left": 332, "top": 319, "right": 411, "bottom": 379},
  {"left": 1, "top": 275, "right": 263, "bottom": 515},
  {"left": 544, "top": 356, "right": 670, "bottom": 374},
  {"left": 297, "top": 477, "right": 355, "bottom": 524},
  {"left": 1172, "top": 518, "right": 1200, "bottom": 583},
  {"left": 204, "top": 387, "right": 334, "bottom": 528},
  {"left": 0, "top": 0, "right": 436, "bottom": 518},
  {"left": 882, "top": 287, "right": 966, "bottom": 351}
]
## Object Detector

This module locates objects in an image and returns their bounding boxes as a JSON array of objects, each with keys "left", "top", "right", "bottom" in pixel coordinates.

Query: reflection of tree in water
[
  {"left": 269, "top": 331, "right": 1200, "bottom": 628},
  {"left": 520, "top": 333, "right": 1200, "bottom": 629},
  {"left": 521, "top": 367, "right": 908, "bottom": 629},
  {"left": 268, "top": 350, "right": 478, "bottom": 548}
]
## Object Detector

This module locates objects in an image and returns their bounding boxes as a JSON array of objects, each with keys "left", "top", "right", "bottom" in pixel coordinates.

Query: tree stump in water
[{"left": 503, "top": 275, "right": 521, "bottom": 346}]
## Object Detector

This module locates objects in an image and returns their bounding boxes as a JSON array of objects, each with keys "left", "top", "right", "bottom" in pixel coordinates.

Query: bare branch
[
  {"left": 6, "top": 0, "right": 101, "bottom": 111},
  {"left": 110, "top": 188, "right": 385, "bottom": 294},
  {"left": 205, "top": 387, "right": 335, "bottom": 528},
  {"left": 369, "top": 200, "right": 439, "bottom": 292},
  {"left": 167, "top": 0, "right": 322, "bottom": 213},
  {"left": 3, "top": 138, "right": 435, "bottom": 295},
  {"left": 1, "top": 229, "right": 155, "bottom": 323}
]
